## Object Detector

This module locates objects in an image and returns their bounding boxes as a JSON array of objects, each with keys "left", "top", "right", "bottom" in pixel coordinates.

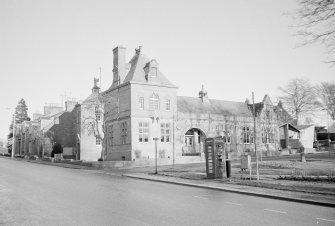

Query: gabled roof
[
  {"left": 279, "top": 123, "right": 300, "bottom": 133},
  {"left": 49, "top": 110, "right": 65, "bottom": 118},
  {"left": 177, "top": 96, "right": 252, "bottom": 116},
  {"left": 248, "top": 102, "right": 263, "bottom": 116},
  {"left": 41, "top": 110, "right": 65, "bottom": 132},
  {"left": 296, "top": 124, "right": 314, "bottom": 130},
  {"left": 82, "top": 92, "right": 100, "bottom": 104},
  {"left": 123, "top": 53, "right": 176, "bottom": 87}
]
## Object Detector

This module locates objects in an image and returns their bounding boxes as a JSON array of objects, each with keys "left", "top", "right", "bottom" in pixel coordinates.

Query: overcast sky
[{"left": 1, "top": 0, "right": 334, "bottom": 140}]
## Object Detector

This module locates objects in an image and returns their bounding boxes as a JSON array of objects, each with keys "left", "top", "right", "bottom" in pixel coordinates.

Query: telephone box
[{"left": 205, "top": 137, "right": 225, "bottom": 179}]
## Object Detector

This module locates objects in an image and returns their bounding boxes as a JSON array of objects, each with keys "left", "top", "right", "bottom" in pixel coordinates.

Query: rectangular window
[
  {"left": 139, "top": 97, "right": 144, "bottom": 110},
  {"left": 150, "top": 67, "right": 157, "bottom": 77},
  {"left": 121, "top": 122, "right": 127, "bottom": 144},
  {"left": 108, "top": 125, "right": 113, "bottom": 147},
  {"left": 250, "top": 132, "right": 254, "bottom": 144},
  {"left": 139, "top": 122, "right": 149, "bottom": 143},
  {"left": 96, "top": 137, "right": 101, "bottom": 145},
  {"left": 161, "top": 123, "right": 171, "bottom": 143},
  {"left": 165, "top": 99, "right": 170, "bottom": 111},
  {"left": 242, "top": 127, "right": 252, "bottom": 144},
  {"left": 95, "top": 106, "right": 101, "bottom": 121}
]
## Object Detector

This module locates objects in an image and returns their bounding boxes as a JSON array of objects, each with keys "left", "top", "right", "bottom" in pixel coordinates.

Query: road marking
[
  {"left": 264, "top": 209, "right": 287, "bottom": 214},
  {"left": 316, "top": 218, "right": 335, "bottom": 223},
  {"left": 224, "top": 201, "right": 242, "bottom": 206},
  {"left": 193, "top": 196, "right": 208, "bottom": 199}
]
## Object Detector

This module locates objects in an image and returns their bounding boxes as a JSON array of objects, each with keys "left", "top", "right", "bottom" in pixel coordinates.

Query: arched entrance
[{"left": 183, "top": 128, "right": 206, "bottom": 156}]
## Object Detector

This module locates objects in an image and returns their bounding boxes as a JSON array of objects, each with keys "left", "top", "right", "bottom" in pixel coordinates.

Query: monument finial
[
  {"left": 94, "top": 78, "right": 99, "bottom": 87},
  {"left": 135, "top": 45, "right": 142, "bottom": 54}
]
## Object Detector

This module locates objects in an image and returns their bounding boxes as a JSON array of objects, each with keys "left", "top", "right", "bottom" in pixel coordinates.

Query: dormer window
[
  {"left": 150, "top": 67, "right": 157, "bottom": 78},
  {"left": 144, "top": 59, "right": 159, "bottom": 82}
]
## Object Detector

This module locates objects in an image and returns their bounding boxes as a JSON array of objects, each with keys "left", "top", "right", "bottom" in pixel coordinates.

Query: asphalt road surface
[{"left": 0, "top": 158, "right": 334, "bottom": 226}]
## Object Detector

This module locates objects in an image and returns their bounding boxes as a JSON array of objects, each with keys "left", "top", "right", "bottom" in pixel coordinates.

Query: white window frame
[
  {"left": 241, "top": 126, "right": 253, "bottom": 144},
  {"left": 139, "top": 122, "right": 149, "bottom": 143},
  {"left": 149, "top": 93, "right": 160, "bottom": 110},
  {"left": 160, "top": 123, "right": 170, "bottom": 143},
  {"left": 165, "top": 99, "right": 170, "bottom": 111},
  {"left": 150, "top": 67, "right": 157, "bottom": 78},
  {"left": 95, "top": 106, "right": 101, "bottom": 121},
  {"left": 96, "top": 137, "right": 101, "bottom": 146},
  {"left": 139, "top": 97, "right": 144, "bottom": 110}
]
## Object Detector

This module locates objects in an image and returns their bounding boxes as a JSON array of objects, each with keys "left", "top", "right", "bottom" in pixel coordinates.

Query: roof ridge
[{"left": 177, "top": 96, "right": 245, "bottom": 104}]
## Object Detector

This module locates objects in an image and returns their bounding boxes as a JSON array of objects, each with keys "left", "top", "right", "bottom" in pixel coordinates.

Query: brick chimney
[
  {"left": 44, "top": 104, "right": 63, "bottom": 116},
  {"left": 112, "top": 45, "right": 127, "bottom": 87},
  {"left": 65, "top": 100, "right": 77, "bottom": 112}
]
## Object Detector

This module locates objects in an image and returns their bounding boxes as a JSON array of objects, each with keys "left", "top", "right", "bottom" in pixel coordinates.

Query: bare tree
[
  {"left": 81, "top": 106, "right": 103, "bottom": 139},
  {"left": 292, "top": 0, "right": 335, "bottom": 64},
  {"left": 278, "top": 78, "right": 318, "bottom": 125},
  {"left": 81, "top": 97, "right": 105, "bottom": 143},
  {"left": 304, "top": 116, "right": 315, "bottom": 124},
  {"left": 317, "top": 81, "right": 335, "bottom": 120},
  {"left": 79, "top": 83, "right": 113, "bottom": 160}
]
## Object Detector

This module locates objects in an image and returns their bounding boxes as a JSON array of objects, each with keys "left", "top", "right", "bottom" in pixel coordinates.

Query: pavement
[{"left": 2, "top": 155, "right": 335, "bottom": 208}]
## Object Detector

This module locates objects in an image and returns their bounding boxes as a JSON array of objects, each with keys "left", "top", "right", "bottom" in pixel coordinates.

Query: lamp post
[
  {"left": 252, "top": 92, "right": 259, "bottom": 180},
  {"left": 153, "top": 137, "right": 159, "bottom": 174}
]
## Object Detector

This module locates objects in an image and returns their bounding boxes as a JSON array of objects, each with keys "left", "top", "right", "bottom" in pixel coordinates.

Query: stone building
[
  {"left": 42, "top": 101, "right": 77, "bottom": 157},
  {"left": 75, "top": 79, "right": 103, "bottom": 161},
  {"left": 102, "top": 45, "right": 288, "bottom": 162},
  {"left": 16, "top": 101, "right": 78, "bottom": 158}
]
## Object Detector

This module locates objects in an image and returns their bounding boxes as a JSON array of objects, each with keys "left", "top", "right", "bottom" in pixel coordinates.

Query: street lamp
[
  {"left": 153, "top": 137, "right": 159, "bottom": 174},
  {"left": 252, "top": 92, "right": 259, "bottom": 180}
]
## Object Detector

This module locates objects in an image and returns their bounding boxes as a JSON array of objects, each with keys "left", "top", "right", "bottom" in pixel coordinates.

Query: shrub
[{"left": 51, "top": 143, "right": 63, "bottom": 157}]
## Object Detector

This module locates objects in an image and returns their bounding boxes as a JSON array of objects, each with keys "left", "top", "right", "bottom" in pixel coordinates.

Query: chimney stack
[
  {"left": 65, "top": 100, "right": 77, "bottom": 112},
  {"left": 112, "top": 46, "right": 126, "bottom": 87}
]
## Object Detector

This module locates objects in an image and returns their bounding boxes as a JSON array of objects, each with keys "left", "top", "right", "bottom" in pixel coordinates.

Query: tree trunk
[{"left": 296, "top": 111, "right": 299, "bottom": 126}]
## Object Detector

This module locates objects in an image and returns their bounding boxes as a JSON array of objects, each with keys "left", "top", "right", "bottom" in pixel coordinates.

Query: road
[{"left": 0, "top": 158, "right": 334, "bottom": 226}]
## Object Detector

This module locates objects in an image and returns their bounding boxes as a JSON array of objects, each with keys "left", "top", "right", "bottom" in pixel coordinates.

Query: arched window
[
  {"left": 149, "top": 93, "right": 160, "bottom": 110},
  {"left": 241, "top": 126, "right": 253, "bottom": 144}
]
